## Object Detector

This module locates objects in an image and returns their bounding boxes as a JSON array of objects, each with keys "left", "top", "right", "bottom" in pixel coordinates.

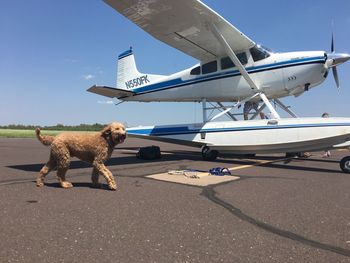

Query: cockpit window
[
  {"left": 250, "top": 45, "right": 270, "bottom": 62},
  {"left": 221, "top": 52, "right": 247, "bottom": 70},
  {"left": 190, "top": 66, "right": 200, "bottom": 75},
  {"left": 201, "top": 60, "right": 217, "bottom": 74}
]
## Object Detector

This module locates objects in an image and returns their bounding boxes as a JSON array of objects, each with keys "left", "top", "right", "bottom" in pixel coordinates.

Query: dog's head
[{"left": 101, "top": 122, "right": 127, "bottom": 145}]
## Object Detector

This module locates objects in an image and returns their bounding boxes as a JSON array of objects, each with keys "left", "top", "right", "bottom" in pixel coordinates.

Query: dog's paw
[
  {"left": 108, "top": 182, "right": 117, "bottom": 191},
  {"left": 36, "top": 181, "right": 44, "bottom": 187},
  {"left": 61, "top": 181, "right": 73, "bottom": 188}
]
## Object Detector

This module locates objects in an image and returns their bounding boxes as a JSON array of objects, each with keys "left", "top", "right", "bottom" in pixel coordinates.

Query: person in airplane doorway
[
  {"left": 322, "top": 112, "right": 331, "bottom": 158},
  {"left": 243, "top": 101, "right": 265, "bottom": 120}
]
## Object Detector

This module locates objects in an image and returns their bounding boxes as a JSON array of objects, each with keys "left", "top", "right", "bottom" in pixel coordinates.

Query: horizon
[{"left": 1, "top": 0, "right": 350, "bottom": 126}]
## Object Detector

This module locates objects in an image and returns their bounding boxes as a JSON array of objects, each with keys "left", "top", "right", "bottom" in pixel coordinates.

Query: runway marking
[{"left": 229, "top": 157, "right": 290, "bottom": 171}]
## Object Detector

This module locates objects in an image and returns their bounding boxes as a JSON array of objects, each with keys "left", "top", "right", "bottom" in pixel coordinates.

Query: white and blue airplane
[{"left": 88, "top": 0, "right": 350, "bottom": 172}]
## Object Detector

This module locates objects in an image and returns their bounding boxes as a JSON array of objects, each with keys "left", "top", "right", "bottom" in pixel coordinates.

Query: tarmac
[{"left": 1, "top": 137, "right": 350, "bottom": 262}]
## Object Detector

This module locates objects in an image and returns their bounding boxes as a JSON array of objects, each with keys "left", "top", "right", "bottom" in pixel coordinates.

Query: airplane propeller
[
  {"left": 325, "top": 33, "right": 350, "bottom": 89},
  {"left": 331, "top": 34, "right": 340, "bottom": 89}
]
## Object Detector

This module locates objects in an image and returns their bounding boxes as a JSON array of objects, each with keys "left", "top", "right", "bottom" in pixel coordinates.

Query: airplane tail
[{"left": 116, "top": 48, "right": 165, "bottom": 90}]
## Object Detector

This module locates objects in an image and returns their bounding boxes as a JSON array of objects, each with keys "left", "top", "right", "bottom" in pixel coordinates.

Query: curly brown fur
[
  {"left": 36, "top": 122, "right": 126, "bottom": 190},
  {"left": 36, "top": 128, "right": 55, "bottom": 146}
]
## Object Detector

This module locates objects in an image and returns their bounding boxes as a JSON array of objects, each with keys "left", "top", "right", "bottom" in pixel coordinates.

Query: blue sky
[{"left": 1, "top": 0, "right": 350, "bottom": 126}]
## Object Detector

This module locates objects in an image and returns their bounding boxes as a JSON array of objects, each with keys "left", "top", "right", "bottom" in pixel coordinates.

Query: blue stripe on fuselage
[
  {"left": 130, "top": 56, "right": 325, "bottom": 95},
  {"left": 128, "top": 122, "right": 350, "bottom": 136}
]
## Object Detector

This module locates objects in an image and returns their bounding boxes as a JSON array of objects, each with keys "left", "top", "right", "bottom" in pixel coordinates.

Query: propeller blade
[
  {"left": 331, "top": 33, "right": 335, "bottom": 53},
  {"left": 332, "top": 67, "right": 340, "bottom": 89}
]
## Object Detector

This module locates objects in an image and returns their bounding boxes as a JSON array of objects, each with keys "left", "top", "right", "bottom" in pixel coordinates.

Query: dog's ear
[{"left": 101, "top": 125, "right": 112, "bottom": 137}]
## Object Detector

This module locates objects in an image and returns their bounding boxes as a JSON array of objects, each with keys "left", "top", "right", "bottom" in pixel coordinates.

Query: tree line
[{"left": 0, "top": 123, "right": 106, "bottom": 131}]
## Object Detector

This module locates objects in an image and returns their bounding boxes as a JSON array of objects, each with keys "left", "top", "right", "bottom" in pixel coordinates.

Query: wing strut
[
  {"left": 210, "top": 24, "right": 280, "bottom": 120},
  {"left": 205, "top": 93, "right": 259, "bottom": 122}
]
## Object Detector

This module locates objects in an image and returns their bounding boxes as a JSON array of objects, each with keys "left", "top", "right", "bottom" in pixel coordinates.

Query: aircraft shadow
[
  {"left": 7, "top": 150, "right": 341, "bottom": 175},
  {"left": 6, "top": 151, "right": 203, "bottom": 172},
  {"left": 260, "top": 161, "right": 341, "bottom": 174}
]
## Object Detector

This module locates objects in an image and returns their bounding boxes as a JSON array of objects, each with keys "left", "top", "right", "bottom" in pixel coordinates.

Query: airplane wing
[
  {"left": 88, "top": 85, "right": 135, "bottom": 99},
  {"left": 105, "top": 0, "right": 255, "bottom": 61}
]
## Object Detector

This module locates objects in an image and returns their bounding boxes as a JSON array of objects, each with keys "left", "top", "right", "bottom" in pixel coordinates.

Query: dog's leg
[
  {"left": 91, "top": 167, "right": 101, "bottom": 188},
  {"left": 37, "top": 156, "right": 56, "bottom": 187},
  {"left": 57, "top": 154, "right": 73, "bottom": 188},
  {"left": 94, "top": 162, "right": 117, "bottom": 190},
  {"left": 57, "top": 167, "right": 73, "bottom": 188},
  {"left": 56, "top": 150, "right": 73, "bottom": 188}
]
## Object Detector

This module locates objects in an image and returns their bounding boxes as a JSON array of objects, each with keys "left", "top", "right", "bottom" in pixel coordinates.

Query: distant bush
[{"left": 0, "top": 123, "right": 105, "bottom": 131}]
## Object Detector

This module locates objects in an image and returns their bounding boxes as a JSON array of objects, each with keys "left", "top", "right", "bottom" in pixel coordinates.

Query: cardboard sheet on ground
[{"left": 146, "top": 171, "right": 240, "bottom": 186}]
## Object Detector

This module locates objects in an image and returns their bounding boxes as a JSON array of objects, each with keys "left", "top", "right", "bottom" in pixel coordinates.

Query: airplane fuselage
[{"left": 122, "top": 50, "right": 327, "bottom": 102}]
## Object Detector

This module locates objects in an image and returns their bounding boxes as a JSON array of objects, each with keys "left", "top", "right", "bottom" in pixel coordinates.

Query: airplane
[{"left": 88, "top": 0, "right": 350, "bottom": 173}]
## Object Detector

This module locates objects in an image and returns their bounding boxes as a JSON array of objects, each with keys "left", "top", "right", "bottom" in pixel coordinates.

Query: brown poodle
[{"left": 35, "top": 122, "right": 126, "bottom": 190}]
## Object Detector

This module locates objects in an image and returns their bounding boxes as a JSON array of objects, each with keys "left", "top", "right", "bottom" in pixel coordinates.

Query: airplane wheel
[
  {"left": 340, "top": 156, "right": 350, "bottom": 173},
  {"left": 202, "top": 146, "right": 218, "bottom": 161}
]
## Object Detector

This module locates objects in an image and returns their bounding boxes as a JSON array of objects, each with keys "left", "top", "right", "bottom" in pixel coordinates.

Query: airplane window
[
  {"left": 238, "top": 52, "right": 248, "bottom": 65},
  {"left": 221, "top": 52, "right": 247, "bottom": 70},
  {"left": 221, "top": 57, "right": 234, "bottom": 70},
  {"left": 190, "top": 66, "right": 200, "bottom": 75},
  {"left": 201, "top": 61, "right": 217, "bottom": 74},
  {"left": 250, "top": 45, "right": 270, "bottom": 62}
]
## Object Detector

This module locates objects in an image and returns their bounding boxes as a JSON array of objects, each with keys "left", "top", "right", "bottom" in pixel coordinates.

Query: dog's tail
[{"left": 35, "top": 128, "right": 54, "bottom": 146}]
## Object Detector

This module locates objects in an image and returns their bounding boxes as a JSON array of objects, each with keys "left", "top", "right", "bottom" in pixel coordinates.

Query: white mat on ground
[{"left": 146, "top": 170, "right": 239, "bottom": 186}]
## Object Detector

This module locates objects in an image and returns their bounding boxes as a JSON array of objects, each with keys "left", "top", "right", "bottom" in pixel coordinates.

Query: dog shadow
[
  {"left": 7, "top": 151, "right": 202, "bottom": 172},
  {"left": 44, "top": 182, "right": 112, "bottom": 191}
]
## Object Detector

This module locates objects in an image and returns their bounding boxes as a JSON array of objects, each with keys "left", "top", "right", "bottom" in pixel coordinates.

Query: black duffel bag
[{"left": 136, "top": 146, "right": 161, "bottom": 160}]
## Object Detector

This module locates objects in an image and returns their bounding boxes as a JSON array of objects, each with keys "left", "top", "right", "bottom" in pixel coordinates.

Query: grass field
[
  {"left": 0, "top": 129, "right": 96, "bottom": 138},
  {"left": 0, "top": 129, "right": 61, "bottom": 138}
]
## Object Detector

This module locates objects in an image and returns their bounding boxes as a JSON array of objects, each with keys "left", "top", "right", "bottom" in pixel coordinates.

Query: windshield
[{"left": 250, "top": 45, "right": 270, "bottom": 62}]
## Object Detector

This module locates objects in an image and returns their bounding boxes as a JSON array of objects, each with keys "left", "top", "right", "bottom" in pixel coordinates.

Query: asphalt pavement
[{"left": 1, "top": 137, "right": 350, "bottom": 262}]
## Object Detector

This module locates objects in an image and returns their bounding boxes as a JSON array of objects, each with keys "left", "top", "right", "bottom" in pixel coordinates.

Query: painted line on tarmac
[{"left": 229, "top": 158, "right": 290, "bottom": 171}]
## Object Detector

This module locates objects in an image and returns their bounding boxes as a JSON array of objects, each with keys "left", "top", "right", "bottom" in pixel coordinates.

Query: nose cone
[{"left": 326, "top": 53, "right": 350, "bottom": 67}]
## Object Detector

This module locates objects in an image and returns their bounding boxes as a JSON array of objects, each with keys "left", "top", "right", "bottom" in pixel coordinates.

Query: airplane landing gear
[
  {"left": 340, "top": 156, "right": 350, "bottom": 173},
  {"left": 202, "top": 146, "right": 218, "bottom": 161}
]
